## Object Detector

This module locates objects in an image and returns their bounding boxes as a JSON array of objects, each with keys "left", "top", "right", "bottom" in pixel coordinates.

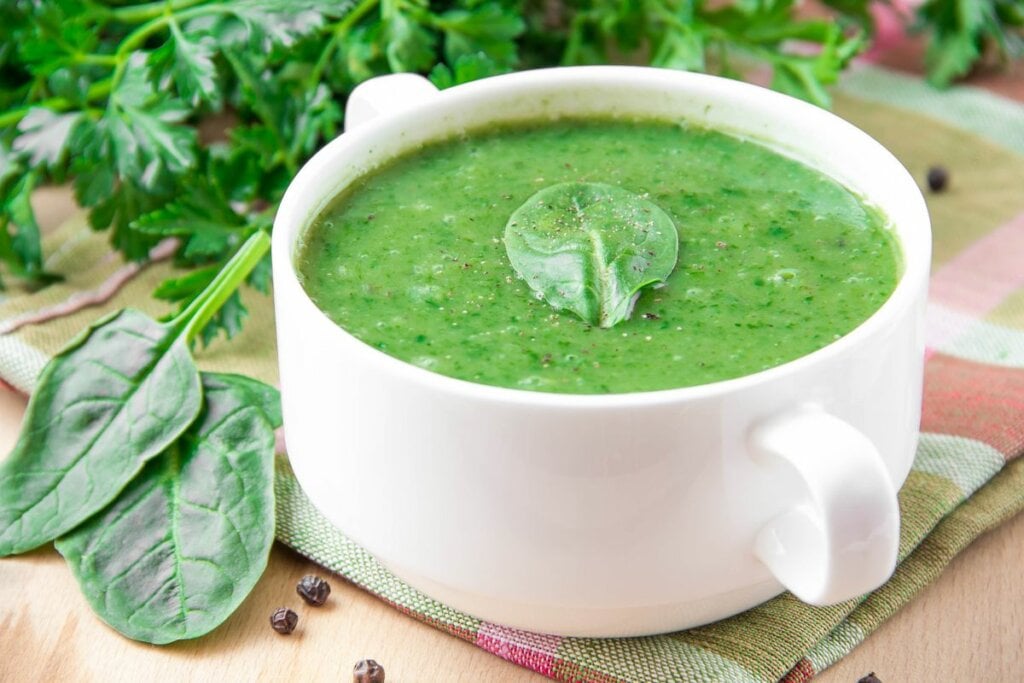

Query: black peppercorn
[
  {"left": 270, "top": 607, "right": 298, "bottom": 635},
  {"left": 296, "top": 574, "right": 331, "bottom": 606},
  {"left": 926, "top": 165, "right": 949, "bottom": 193},
  {"left": 353, "top": 659, "right": 385, "bottom": 683},
  {"left": 857, "top": 673, "right": 882, "bottom": 683}
]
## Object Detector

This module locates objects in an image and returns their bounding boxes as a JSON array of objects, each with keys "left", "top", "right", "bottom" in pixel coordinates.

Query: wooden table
[{"left": 3, "top": 52, "right": 1024, "bottom": 683}]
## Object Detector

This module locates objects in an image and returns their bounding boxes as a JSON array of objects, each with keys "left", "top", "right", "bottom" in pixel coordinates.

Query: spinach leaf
[
  {"left": 55, "top": 372, "right": 279, "bottom": 645},
  {"left": 504, "top": 182, "right": 679, "bottom": 328},
  {"left": 0, "top": 309, "right": 202, "bottom": 556}
]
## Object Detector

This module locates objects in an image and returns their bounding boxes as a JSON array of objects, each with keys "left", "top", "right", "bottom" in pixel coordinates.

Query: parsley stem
[
  {"left": 561, "top": 14, "right": 588, "bottom": 65},
  {"left": 110, "top": 0, "right": 207, "bottom": 24},
  {"left": 0, "top": 80, "right": 112, "bottom": 128},
  {"left": 109, "top": 18, "right": 171, "bottom": 93},
  {"left": 307, "top": 0, "right": 381, "bottom": 90},
  {"left": 170, "top": 230, "right": 271, "bottom": 345},
  {"left": 75, "top": 54, "right": 119, "bottom": 67}
]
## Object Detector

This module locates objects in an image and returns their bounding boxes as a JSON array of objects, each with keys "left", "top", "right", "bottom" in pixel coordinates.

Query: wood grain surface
[{"left": 3, "top": 44, "right": 1024, "bottom": 683}]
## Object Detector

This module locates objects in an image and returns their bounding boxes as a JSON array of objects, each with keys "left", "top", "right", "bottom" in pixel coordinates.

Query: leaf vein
[{"left": 167, "top": 445, "right": 190, "bottom": 633}]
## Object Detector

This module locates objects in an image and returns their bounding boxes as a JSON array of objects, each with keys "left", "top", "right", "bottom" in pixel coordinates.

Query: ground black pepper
[
  {"left": 270, "top": 607, "right": 298, "bottom": 635},
  {"left": 927, "top": 165, "right": 949, "bottom": 192},
  {"left": 296, "top": 575, "right": 331, "bottom": 606},
  {"left": 353, "top": 659, "right": 385, "bottom": 683},
  {"left": 857, "top": 673, "right": 882, "bottom": 683}
]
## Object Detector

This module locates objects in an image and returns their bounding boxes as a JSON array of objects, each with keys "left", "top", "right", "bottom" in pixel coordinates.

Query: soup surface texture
[{"left": 297, "top": 119, "right": 900, "bottom": 394}]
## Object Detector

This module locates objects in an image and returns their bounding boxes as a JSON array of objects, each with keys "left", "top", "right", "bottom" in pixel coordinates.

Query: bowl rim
[{"left": 272, "top": 65, "right": 931, "bottom": 408}]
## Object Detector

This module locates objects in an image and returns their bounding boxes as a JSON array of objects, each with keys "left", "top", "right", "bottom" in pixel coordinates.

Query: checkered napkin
[{"left": 2, "top": 66, "right": 1023, "bottom": 682}]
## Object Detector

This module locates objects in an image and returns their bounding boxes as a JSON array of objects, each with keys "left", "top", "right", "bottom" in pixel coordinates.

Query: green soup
[{"left": 297, "top": 119, "right": 900, "bottom": 394}]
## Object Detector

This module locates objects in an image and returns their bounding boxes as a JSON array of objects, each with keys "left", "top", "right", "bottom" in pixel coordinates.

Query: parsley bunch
[
  {"left": 919, "top": 0, "right": 1024, "bottom": 87},
  {"left": 0, "top": 1, "right": 1020, "bottom": 344}
]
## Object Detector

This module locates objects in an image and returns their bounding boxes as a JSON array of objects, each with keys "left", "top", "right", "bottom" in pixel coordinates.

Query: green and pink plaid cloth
[{"left": 2, "top": 65, "right": 1023, "bottom": 682}]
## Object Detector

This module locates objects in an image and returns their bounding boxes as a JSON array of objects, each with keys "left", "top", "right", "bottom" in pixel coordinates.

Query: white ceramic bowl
[{"left": 272, "top": 67, "right": 930, "bottom": 637}]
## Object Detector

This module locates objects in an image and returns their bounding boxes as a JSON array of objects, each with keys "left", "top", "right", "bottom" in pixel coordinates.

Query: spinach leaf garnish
[
  {"left": 55, "top": 373, "right": 278, "bottom": 645},
  {"left": 504, "top": 182, "right": 679, "bottom": 328}
]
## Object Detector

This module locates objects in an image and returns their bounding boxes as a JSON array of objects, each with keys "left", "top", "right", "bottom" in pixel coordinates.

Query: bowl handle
[
  {"left": 750, "top": 405, "right": 900, "bottom": 605},
  {"left": 344, "top": 74, "right": 440, "bottom": 132}
]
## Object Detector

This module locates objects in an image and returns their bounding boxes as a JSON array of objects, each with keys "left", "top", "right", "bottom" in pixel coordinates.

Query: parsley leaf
[
  {"left": 148, "top": 24, "right": 221, "bottom": 108},
  {"left": 13, "top": 108, "right": 82, "bottom": 170},
  {"left": 435, "top": 2, "right": 525, "bottom": 66},
  {"left": 4, "top": 171, "right": 44, "bottom": 278},
  {"left": 919, "top": 0, "right": 1024, "bottom": 87},
  {"left": 429, "top": 52, "right": 507, "bottom": 88},
  {"left": 382, "top": 0, "right": 437, "bottom": 72}
]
